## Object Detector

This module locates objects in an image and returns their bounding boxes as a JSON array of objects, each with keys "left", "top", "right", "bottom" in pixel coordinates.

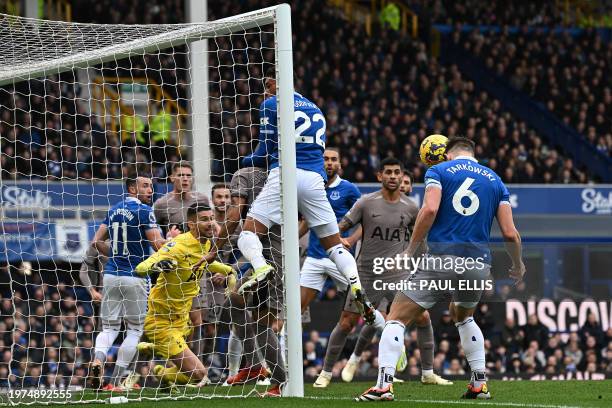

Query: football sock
[
  {"left": 326, "top": 244, "right": 361, "bottom": 288},
  {"left": 348, "top": 353, "right": 360, "bottom": 364},
  {"left": 354, "top": 323, "right": 378, "bottom": 357},
  {"left": 94, "top": 329, "right": 119, "bottom": 361},
  {"left": 110, "top": 329, "right": 140, "bottom": 385},
  {"left": 227, "top": 331, "right": 243, "bottom": 376},
  {"left": 238, "top": 231, "right": 268, "bottom": 270},
  {"left": 229, "top": 304, "right": 261, "bottom": 368},
  {"left": 376, "top": 320, "right": 405, "bottom": 389},
  {"left": 416, "top": 321, "right": 435, "bottom": 373},
  {"left": 109, "top": 364, "right": 128, "bottom": 386},
  {"left": 373, "top": 309, "right": 386, "bottom": 330},
  {"left": 202, "top": 325, "right": 216, "bottom": 365},
  {"left": 190, "top": 324, "right": 203, "bottom": 362},
  {"left": 456, "top": 316, "right": 487, "bottom": 387},
  {"left": 322, "top": 323, "right": 350, "bottom": 372},
  {"left": 256, "top": 323, "right": 286, "bottom": 385}
]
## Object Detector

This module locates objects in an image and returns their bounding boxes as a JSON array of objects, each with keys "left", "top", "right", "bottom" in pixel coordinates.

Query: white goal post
[{"left": 0, "top": 2, "right": 303, "bottom": 402}]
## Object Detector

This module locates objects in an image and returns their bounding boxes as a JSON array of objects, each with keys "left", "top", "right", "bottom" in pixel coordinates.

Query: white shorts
[
  {"left": 248, "top": 168, "right": 338, "bottom": 236},
  {"left": 300, "top": 256, "right": 348, "bottom": 292},
  {"left": 100, "top": 274, "right": 148, "bottom": 332}
]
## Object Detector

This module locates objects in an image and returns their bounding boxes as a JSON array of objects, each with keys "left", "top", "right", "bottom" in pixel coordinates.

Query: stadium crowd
[
  {"left": 0, "top": 0, "right": 602, "bottom": 183},
  {"left": 406, "top": 0, "right": 562, "bottom": 27},
  {"left": 405, "top": 0, "right": 612, "bottom": 28},
  {"left": 303, "top": 303, "right": 612, "bottom": 380},
  {"left": 460, "top": 28, "right": 612, "bottom": 157}
]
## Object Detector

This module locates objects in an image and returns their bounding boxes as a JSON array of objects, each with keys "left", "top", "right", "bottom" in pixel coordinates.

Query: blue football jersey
[
  {"left": 307, "top": 177, "right": 361, "bottom": 259},
  {"left": 103, "top": 197, "right": 158, "bottom": 277},
  {"left": 242, "top": 92, "right": 327, "bottom": 179},
  {"left": 425, "top": 156, "right": 510, "bottom": 263}
]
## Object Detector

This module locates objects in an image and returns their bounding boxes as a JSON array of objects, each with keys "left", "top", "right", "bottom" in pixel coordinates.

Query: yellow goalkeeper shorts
[{"left": 143, "top": 314, "right": 192, "bottom": 359}]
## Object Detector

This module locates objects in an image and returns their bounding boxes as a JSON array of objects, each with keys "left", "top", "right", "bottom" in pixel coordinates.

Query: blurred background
[{"left": 0, "top": 0, "right": 610, "bottom": 388}]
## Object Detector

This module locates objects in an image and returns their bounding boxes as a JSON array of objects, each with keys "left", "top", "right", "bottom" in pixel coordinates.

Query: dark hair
[
  {"left": 403, "top": 170, "right": 414, "bottom": 184},
  {"left": 125, "top": 173, "right": 151, "bottom": 192},
  {"left": 125, "top": 178, "right": 137, "bottom": 191},
  {"left": 379, "top": 157, "right": 403, "bottom": 172},
  {"left": 187, "top": 202, "right": 212, "bottom": 219},
  {"left": 325, "top": 147, "right": 340, "bottom": 155},
  {"left": 264, "top": 66, "right": 298, "bottom": 83},
  {"left": 445, "top": 137, "right": 476, "bottom": 154},
  {"left": 264, "top": 67, "right": 276, "bottom": 80},
  {"left": 211, "top": 183, "right": 228, "bottom": 196},
  {"left": 172, "top": 161, "right": 193, "bottom": 174}
]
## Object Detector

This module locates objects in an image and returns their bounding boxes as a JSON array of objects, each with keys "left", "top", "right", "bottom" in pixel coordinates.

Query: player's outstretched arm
[
  {"left": 405, "top": 186, "right": 441, "bottom": 258},
  {"left": 135, "top": 243, "right": 180, "bottom": 276},
  {"left": 496, "top": 204, "right": 525, "bottom": 283}
]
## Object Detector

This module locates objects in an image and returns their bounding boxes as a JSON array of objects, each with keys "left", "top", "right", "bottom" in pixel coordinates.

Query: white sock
[
  {"left": 320, "top": 370, "right": 332, "bottom": 378},
  {"left": 116, "top": 329, "right": 141, "bottom": 368},
  {"left": 373, "top": 310, "right": 385, "bottom": 330},
  {"left": 227, "top": 331, "right": 243, "bottom": 376},
  {"left": 326, "top": 244, "right": 361, "bottom": 287},
  {"left": 422, "top": 369, "right": 434, "bottom": 377},
  {"left": 94, "top": 329, "right": 120, "bottom": 357},
  {"left": 349, "top": 352, "right": 360, "bottom": 364},
  {"left": 238, "top": 231, "right": 267, "bottom": 270},
  {"left": 376, "top": 320, "right": 405, "bottom": 389},
  {"left": 456, "top": 316, "right": 486, "bottom": 384}
]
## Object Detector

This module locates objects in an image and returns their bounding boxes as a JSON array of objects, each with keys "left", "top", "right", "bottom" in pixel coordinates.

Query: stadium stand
[
  {"left": 461, "top": 28, "right": 611, "bottom": 157},
  {"left": 0, "top": 0, "right": 610, "bottom": 389},
  {"left": 1, "top": 0, "right": 600, "bottom": 183},
  {"left": 405, "top": 0, "right": 612, "bottom": 27}
]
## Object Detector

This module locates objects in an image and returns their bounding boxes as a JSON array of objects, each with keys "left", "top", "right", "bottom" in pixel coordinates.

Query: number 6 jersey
[{"left": 424, "top": 155, "right": 510, "bottom": 263}]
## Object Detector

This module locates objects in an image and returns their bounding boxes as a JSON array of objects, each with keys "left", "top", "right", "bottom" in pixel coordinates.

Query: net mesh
[{"left": 0, "top": 8, "right": 286, "bottom": 404}]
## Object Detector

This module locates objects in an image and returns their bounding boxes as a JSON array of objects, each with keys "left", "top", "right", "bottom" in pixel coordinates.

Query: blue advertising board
[{"left": 1, "top": 182, "right": 610, "bottom": 216}]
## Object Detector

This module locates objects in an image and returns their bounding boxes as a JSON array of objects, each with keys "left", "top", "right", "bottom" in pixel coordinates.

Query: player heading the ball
[{"left": 234, "top": 67, "right": 374, "bottom": 322}]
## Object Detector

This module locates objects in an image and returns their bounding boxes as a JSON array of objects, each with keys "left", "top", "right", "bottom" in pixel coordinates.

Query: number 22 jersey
[{"left": 242, "top": 92, "right": 327, "bottom": 180}]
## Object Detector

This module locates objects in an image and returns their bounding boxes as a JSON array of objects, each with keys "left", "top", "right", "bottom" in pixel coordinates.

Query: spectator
[
  {"left": 579, "top": 312, "right": 605, "bottom": 347},
  {"left": 521, "top": 314, "right": 549, "bottom": 348}
]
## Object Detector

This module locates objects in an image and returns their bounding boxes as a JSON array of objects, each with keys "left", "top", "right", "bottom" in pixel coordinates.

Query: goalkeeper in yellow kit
[{"left": 135, "top": 203, "right": 234, "bottom": 387}]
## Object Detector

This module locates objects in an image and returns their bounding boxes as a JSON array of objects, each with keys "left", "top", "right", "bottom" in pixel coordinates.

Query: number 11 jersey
[{"left": 103, "top": 196, "right": 158, "bottom": 277}]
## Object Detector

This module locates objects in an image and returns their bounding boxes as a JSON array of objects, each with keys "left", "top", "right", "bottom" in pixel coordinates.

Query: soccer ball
[{"left": 419, "top": 134, "right": 448, "bottom": 166}]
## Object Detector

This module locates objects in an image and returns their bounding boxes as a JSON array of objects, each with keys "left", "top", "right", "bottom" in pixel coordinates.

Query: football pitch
[{"left": 16, "top": 380, "right": 611, "bottom": 407}]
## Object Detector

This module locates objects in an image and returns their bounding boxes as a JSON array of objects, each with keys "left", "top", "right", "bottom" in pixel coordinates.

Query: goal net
[{"left": 0, "top": 4, "right": 302, "bottom": 404}]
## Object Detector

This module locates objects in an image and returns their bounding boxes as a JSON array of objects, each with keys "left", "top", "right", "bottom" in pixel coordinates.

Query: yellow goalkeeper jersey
[{"left": 135, "top": 232, "right": 233, "bottom": 320}]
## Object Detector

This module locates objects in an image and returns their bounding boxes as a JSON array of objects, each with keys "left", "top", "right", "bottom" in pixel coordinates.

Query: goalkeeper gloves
[{"left": 150, "top": 259, "right": 178, "bottom": 274}]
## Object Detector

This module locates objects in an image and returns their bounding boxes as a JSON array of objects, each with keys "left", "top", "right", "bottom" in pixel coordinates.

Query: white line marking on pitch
[{"left": 305, "top": 395, "right": 587, "bottom": 408}]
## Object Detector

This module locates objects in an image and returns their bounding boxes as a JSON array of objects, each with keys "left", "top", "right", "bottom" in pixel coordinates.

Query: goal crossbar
[{"left": 0, "top": 6, "right": 276, "bottom": 85}]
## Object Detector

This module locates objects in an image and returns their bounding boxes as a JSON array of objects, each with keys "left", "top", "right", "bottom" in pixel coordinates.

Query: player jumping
[
  {"left": 356, "top": 137, "right": 525, "bottom": 402},
  {"left": 235, "top": 68, "right": 371, "bottom": 322}
]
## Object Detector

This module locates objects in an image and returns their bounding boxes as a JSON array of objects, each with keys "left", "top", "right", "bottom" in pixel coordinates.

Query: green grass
[{"left": 11, "top": 380, "right": 612, "bottom": 407}]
